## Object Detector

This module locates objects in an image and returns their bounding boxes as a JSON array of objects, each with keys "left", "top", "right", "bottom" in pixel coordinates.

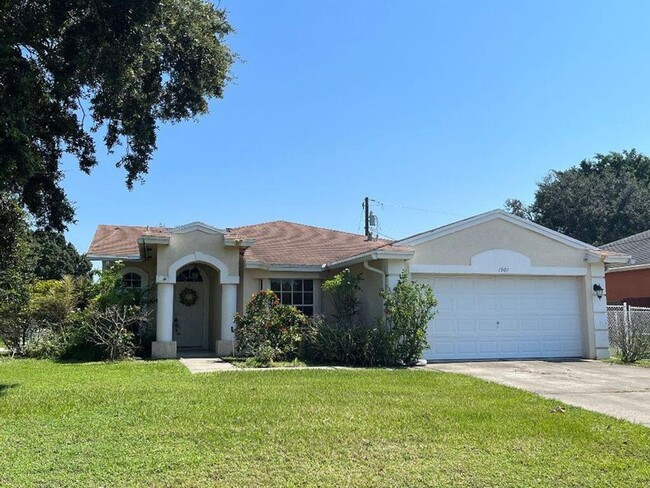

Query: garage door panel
[
  {"left": 436, "top": 295, "right": 454, "bottom": 311},
  {"left": 433, "top": 318, "right": 453, "bottom": 334},
  {"left": 499, "top": 297, "right": 518, "bottom": 310},
  {"left": 457, "top": 342, "right": 476, "bottom": 354},
  {"left": 456, "top": 319, "right": 476, "bottom": 333},
  {"left": 455, "top": 297, "right": 475, "bottom": 311},
  {"left": 421, "top": 275, "right": 583, "bottom": 360},
  {"left": 478, "top": 320, "right": 498, "bottom": 332},
  {"left": 499, "top": 319, "right": 519, "bottom": 332},
  {"left": 520, "top": 297, "right": 541, "bottom": 312},
  {"left": 478, "top": 296, "right": 498, "bottom": 311},
  {"left": 478, "top": 341, "right": 498, "bottom": 353},
  {"left": 521, "top": 341, "right": 541, "bottom": 353},
  {"left": 500, "top": 341, "right": 520, "bottom": 353},
  {"left": 452, "top": 277, "right": 475, "bottom": 292},
  {"left": 520, "top": 319, "right": 539, "bottom": 331}
]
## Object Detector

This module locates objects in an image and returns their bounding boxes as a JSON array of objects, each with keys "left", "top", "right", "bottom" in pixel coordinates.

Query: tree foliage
[
  {"left": 322, "top": 269, "right": 363, "bottom": 324},
  {"left": 506, "top": 150, "right": 650, "bottom": 245},
  {"left": 31, "top": 230, "right": 92, "bottom": 279},
  {"left": 0, "top": 195, "right": 36, "bottom": 353},
  {"left": 1, "top": 0, "right": 235, "bottom": 230}
]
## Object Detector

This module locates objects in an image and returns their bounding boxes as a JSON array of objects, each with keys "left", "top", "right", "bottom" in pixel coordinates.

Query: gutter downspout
[{"left": 364, "top": 260, "right": 386, "bottom": 290}]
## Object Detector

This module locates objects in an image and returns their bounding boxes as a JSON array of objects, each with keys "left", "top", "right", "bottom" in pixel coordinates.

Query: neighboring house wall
[{"left": 606, "top": 268, "right": 650, "bottom": 306}]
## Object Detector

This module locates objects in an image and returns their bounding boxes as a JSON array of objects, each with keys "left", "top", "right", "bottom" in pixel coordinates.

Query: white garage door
[{"left": 415, "top": 275, "right": 584, "bottom": 360}]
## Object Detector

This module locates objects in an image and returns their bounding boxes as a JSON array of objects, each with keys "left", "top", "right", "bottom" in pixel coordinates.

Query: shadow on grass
[{"left": 0, "top": 384, "right": 18, "bottom": 396}]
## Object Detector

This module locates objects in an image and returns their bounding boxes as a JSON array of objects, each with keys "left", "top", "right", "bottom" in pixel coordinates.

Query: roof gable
[
  {"left": 397, "top": 209, "right": 598, "bottom": 251},
  {"left": 172, "top": 222, "right": 226, "bottom": 235}
]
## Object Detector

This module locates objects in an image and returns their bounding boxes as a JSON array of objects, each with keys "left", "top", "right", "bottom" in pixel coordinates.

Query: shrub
[
  {"left": 303, "top": 316, "right": 391, "bottom": 367},
  {"left": 322, "top": 269, "right": 363, "bottom": 324},
  {"left": 234, "top": 290, "right": 308, "bottom": 360},
  {"left": 29, "top": 276, "right": 86, "bottom": 328},
  {"left": 609, "top": 308, "right": 650, "bottom": 363},
  {"left": 381, "top": 270, "right": 437, "bottom": 365},
  {"left": 86, "top": 305, "right": 151, "bottom": 361}
]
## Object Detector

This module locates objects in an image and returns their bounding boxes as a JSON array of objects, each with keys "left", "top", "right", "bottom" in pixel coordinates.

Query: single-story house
[
  {"left": 87, "top": 210, "right": 629, "bottom": 361},
  {"left": 602, "top": 230, "right": 650, "bottom": 306}
]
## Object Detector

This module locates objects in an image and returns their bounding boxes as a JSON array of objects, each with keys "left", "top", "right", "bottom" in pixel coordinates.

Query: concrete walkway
[
  {"left": 428, "top": 360, "right": 650, "bottom": 428},
  {"left": 179, "top": 356, "right": 237, "bottom": 373}
]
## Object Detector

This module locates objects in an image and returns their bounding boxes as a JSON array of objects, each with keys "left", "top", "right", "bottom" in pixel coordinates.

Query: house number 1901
[{"left": 498, "top": 267, "right": 510, "bottom": 273}]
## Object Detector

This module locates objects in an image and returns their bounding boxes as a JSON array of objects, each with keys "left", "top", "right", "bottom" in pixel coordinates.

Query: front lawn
[{"left": 1, "top": 360, "right": 649, "bottom": 487}]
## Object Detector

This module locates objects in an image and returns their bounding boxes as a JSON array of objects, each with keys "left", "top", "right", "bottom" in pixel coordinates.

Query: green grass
[
  {"left": 1, "top": 360, "right": 649, "bottom": 487},
  {"left": 605, "top": 357, "right": 650, "bottom": 368}
]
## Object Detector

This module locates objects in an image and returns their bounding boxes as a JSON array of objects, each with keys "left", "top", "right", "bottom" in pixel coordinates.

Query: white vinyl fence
[{"left": 606, "top": 303, "right": 650, "bottom": 361}]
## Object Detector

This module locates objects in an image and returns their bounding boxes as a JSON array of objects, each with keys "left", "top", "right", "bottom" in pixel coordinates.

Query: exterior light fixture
[
  {"left": 593, "top": 284, "right": 604, "bottom": 300},
  {"left": 190, "top": 265, "right": 201, "bottom": 282}
]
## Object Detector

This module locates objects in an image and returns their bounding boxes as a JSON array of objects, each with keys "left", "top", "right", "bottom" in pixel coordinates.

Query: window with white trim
[
  {"left": 270, "top": 279, "right": 314, "bottom": 316},
  {"left": 122, "top": 272, "right": 142, "bottom": 289}
]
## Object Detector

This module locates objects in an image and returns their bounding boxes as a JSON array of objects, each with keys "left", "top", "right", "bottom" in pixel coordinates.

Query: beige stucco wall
[
  {"left": 411, "top": 219, "right": 586, "bottom": 268},
  {"left": 155, "top": 231, "right": 240, "bottom": 280}
]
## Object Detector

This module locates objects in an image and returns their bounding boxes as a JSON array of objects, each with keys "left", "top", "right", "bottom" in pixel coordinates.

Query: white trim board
[
  {"left": 410, "top": 264, "right": 587, "bottom": 276},
  {"left": 606, "top": 262, "right": 650, "bottom": 273},
  {"left": 397, "top": 209, "right": 598, "bottom": 251}
]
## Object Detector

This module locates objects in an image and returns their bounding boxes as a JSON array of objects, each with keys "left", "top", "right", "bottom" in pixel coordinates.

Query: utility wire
[{"left": 367, "top": 198, "right": 465, "bottom": 218}]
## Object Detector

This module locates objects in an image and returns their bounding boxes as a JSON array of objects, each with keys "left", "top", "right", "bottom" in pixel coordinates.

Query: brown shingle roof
[
  {"left": 229, "top": 220, "right": 412, "bottom": 266},
  {"left": 87, "top": 221, "right": 412, "bottom": 266},
  {"left": 87, "top": 225, "right": 170, "bottom": 258}
]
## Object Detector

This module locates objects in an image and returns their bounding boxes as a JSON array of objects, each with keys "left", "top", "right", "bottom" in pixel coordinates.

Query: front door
[{"left": 173, "top": 268, "right": 206, "bottom": 348}]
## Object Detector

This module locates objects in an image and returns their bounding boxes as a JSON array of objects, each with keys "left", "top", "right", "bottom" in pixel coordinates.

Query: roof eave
[
  {"left": 244, "top": 260, "right": 323, "bottom": 272},
  {"left": 86, "top": 254, "right": 142, "bottom": 262},
  {"left": 323, "top": 249, "right": 415, "bottom": 270}
]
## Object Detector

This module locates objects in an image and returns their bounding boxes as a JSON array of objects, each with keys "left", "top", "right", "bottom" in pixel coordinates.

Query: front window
[
  {"left": 270, "top": 279, "right": 314, "bottom": 316},
  {"left": 122, "top": 272, "right": 142, "bottom": 289}
]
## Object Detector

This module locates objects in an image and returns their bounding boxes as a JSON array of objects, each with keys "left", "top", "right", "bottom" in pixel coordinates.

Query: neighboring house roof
[
  {"left": 87, "top": 225, "right": 171, "bottom": 259},
  {"left": 229, "top": 220, "right": 411, "bottom": 267},
  {"left": 602, "top": 230, "right": 650, "bottom": 266},
  {"left": 87, "top": 220, "right": 412, "bottom": 267}
]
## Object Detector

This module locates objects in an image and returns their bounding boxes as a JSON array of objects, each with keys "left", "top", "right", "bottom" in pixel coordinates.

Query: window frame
[
  {"left": 270, "top": 278, "right": 315, "bottom": 316},
  {"left": 120, "top": 267, "right": 149, "bottom": 290}
]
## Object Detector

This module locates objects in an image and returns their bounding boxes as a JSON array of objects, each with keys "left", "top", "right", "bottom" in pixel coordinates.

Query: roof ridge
[{"left": 230, "top": 220, "right": 394, "bottom": 243}]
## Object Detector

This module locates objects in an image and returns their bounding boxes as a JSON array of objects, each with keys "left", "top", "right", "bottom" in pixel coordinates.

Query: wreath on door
[{"left": 179, "top": 287, "right": 198, "bottom": 307}]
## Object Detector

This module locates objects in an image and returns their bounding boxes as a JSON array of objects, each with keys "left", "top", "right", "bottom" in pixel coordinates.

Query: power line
[{"left": 367, "top": 198, "right": 465, "bottom": 218}]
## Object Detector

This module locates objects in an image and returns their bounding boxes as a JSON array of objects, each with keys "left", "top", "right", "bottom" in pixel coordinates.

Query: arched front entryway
[
  {"left": 152, "top": 251, "right": 240, "bottom": 359},
  {"left": 173, "top": 265, "right": 210, "bottom": 349}
]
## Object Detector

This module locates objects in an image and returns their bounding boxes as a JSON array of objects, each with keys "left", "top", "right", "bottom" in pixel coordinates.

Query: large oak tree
[
  {"left": 1, "top": 0, "right": 235, "bottom": 230},
  {"left": 506, "top": 149, "right": 650, "bottom": 246}
]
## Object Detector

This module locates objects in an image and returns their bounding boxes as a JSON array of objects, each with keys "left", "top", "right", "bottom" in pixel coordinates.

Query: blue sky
[{"left": 63, "top": 0, "right": 650, "bottom": 251}]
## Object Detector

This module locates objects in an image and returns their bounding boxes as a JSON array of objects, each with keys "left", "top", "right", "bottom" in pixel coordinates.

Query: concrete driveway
[{"left": 427, "top": 360, "right": 650, "bottom": 428}]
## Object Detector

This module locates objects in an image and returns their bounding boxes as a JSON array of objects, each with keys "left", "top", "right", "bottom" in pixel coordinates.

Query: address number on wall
[{"left": 497, "top": 267, "right": 510, "bottom": 273}]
